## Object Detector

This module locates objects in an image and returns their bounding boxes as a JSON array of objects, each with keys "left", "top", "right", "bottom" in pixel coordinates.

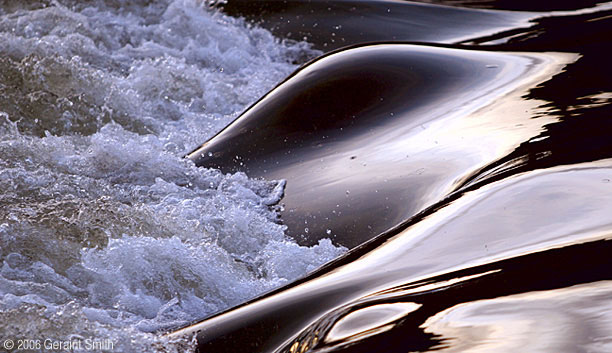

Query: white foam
[{"left": 0, "top": 1, "right": 343, "bottom": 351}]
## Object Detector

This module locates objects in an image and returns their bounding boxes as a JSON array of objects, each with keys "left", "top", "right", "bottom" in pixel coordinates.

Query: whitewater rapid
[{"left": 0, "top": 1, "right": 345, "bottom": 351}]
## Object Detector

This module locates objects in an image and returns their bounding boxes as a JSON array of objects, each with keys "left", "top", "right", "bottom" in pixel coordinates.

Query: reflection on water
[
  {"left": 219, "top": 0, "right": 534, "bottom": 51},
  {"left": 423, "top": 281, "right": 612, "bottom": 353},
  {"left": 1, "top": 0, "right": 610, "bottom": 352},
  {"left": 173, "top": 162, "right": 612, "bottom": 352},
  {"left": 325, "top": 302, "right": 421, "bottom": 344},
  {"left": 189, "top": 46, "right": 576, "bottom": 248},
  {"left": 176, "top": 1, "right": 612, "bottom": 352},
  {"left": 346, "top": 162, "right": 612, "bottom": 284}
]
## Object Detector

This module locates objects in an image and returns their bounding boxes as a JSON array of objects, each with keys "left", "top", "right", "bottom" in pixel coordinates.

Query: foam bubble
[{"left": 0, "top": 0, "right": 342, "bottom": 351}]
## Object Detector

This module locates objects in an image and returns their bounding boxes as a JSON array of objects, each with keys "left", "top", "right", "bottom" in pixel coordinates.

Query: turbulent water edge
[{"left": 0, "top": 1, "right": 346, "bottom": 351}]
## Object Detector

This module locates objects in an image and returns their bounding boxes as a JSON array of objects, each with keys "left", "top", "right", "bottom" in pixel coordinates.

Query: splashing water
[{"left": 0, "top": 1, "right": 345, "bottom": 351}]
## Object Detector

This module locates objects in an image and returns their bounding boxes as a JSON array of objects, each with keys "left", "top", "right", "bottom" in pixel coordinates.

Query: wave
[
  {"left": 174, "top": 1, "right": 612, "bottom": 352},
  {"left": 1, "top": 0, "right": 612, "bottom": 352}
]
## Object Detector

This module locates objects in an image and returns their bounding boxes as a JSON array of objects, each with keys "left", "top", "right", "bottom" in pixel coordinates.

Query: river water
[
  {"left": 0, "top": 1, "right": 345, "bottom": 351},
  {"left": 2, "top": 1, "right": 612, "bottom": 353}
]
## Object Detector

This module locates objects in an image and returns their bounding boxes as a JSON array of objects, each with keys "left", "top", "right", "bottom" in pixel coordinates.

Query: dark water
[
  {"left": 189, "top": 44, "right": 574, "bottom": 249},
  {"left": 176, "top": 1, "right": 612, "bottom": 352}
]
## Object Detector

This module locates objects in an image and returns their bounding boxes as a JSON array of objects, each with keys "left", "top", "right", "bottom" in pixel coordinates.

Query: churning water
[{"left": 0, "top": 1, "right": 345, "bottom": 351}]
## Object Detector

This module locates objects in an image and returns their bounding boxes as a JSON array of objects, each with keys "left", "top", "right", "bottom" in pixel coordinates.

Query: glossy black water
[
  {"left": 175, "top": 1, "right": 612, "bottom": 352},
  {"left": 219, "top": 0, "right": 531, "bottom": 51},
  {"left": 171, "top": 160, "right": 612, "bottom": 352},
  {"left": 295, "top": 238, "right": 612, "bottom": 353},
  {"left": 189, "top": 43, "right": 568, "bottom": 248},
  {"left": 416, "top": 0, "right": 606, "bottom": 12}
]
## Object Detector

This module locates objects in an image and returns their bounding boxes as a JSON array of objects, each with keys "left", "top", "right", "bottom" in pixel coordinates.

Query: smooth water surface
[{"left": 180, "top": 1, "right": 612, "bottom": 352}]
